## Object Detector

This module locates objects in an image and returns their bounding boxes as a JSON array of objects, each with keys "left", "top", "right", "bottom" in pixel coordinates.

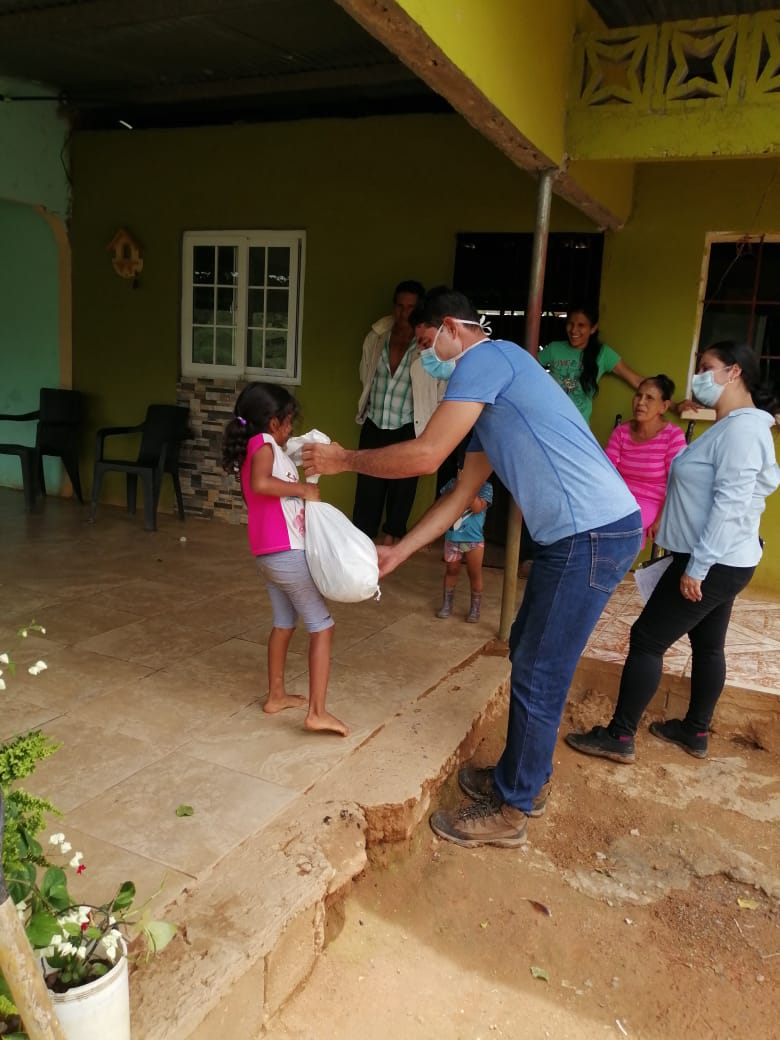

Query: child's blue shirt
[{"left": 441, "top": 478, "right": 493, "bottom": 542}]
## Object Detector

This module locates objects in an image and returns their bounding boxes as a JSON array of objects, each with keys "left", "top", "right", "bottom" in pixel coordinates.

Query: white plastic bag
[
  {"left": 285, "top": 429, "right": 331, "bottom": 483},
  {"left": 305, "top": 501, "right": 381, "bottom": 603}
]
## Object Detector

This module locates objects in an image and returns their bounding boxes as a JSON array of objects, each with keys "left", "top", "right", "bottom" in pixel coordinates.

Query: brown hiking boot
[
  {"left": 430, "top": 800, "right": 527, "bottom": 848},
  {"left": 458, "top": 765, "right": 551, "bottom": 817}
]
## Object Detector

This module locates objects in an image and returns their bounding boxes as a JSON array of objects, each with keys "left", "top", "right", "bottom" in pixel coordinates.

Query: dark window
[
  {"left": 453, "top": 232, "right": 604, "bottom": 349},
  {"left": 698, "top": 239, "right": 780, "bottom": 402}
]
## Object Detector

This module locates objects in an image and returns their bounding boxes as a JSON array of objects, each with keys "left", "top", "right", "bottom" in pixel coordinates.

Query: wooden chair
[{"left": 89, "top": 404, "right": 191, "bottom": 531}]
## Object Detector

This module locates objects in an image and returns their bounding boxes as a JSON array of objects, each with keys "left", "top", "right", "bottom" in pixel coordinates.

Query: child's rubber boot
[
  {"left": 436, "top": 589, "right": 454, "bottom": 619},
  {"left": 466, "top": 593, "right": 482, "bottom": 623}
]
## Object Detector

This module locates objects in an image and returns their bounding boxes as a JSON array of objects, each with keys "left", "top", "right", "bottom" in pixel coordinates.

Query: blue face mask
[
  {"left": 691, "top": 368, "right": 729, "bottom": 408},
  {"left": 419, "top": 317, "right": 492, "bottom": 381},
  {"left": 420, "top": 347, "right": 456, "bottom": 381}
]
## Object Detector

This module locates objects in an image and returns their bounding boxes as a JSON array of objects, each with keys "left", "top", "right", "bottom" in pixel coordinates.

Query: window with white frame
[
  {"left": 689, "top": 234, "right": 780, "bottom": 414},
  {"left": 181, "top": 230, "right": 305, "bottom": 382}
]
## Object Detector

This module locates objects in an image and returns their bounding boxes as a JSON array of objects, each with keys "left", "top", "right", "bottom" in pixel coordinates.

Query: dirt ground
[{"left": 261, "top": 692, "right": 780, "bottom": 1040}]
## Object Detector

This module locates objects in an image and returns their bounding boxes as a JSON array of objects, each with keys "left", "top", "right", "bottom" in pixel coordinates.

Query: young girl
[
  {"left": 222, "top": 382, "right": 348, "bottom": 736},
  {"left": 435, "top": 463, "right": 493, "bottom": 623}
]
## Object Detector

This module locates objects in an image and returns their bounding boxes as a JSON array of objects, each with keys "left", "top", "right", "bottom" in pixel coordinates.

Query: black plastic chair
[
  {"left": 0, "top": 388, "right": 85, "bottom": 509},
  {"left": 89, "top": 404, "right": 191, "bottom": 531},
  {"left": 36, "top": 388, "right": 85, "bottom": 502}
]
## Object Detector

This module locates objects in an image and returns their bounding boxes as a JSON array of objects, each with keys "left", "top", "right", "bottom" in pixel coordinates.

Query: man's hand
[
  {"left": 377, "top": 544, "right": 404, "bottom": 579},
  {"left": 302, "top": 441, "right": 349, "bottom": 478}
]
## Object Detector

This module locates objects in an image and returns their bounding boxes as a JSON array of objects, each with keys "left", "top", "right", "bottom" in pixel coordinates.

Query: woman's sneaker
[
  {"left": 564, "top": 726, "right": 635, "bottom": 763},
  {"left": 649, "top": 719, "right": 708, "bottom": 759}
]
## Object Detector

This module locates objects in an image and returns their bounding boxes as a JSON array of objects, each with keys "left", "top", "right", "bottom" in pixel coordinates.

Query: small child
[
  {"left": 436, "top": 466, "right": 493, "bottom": 623},
  {"left": 222, "top": 382, "right": 348, "bottom": 736}
]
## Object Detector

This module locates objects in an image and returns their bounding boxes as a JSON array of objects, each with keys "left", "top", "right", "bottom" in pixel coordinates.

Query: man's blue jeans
[{"left": 494, "top": 511, "right": 642, "bottom": 813}]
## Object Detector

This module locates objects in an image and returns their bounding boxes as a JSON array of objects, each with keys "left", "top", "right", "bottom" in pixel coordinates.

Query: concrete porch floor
[{"left": 1, "top": 487, "right": 778, "bottom": 1038}]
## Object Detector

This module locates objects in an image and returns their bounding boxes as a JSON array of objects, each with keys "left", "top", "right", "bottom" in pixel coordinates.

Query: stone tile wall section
[{"left": 177, "top": 378, "right": 247, "bottom": 525}]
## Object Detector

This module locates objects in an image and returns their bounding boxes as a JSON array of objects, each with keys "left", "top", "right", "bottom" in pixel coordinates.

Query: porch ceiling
[
  {"left": 0, "top": 0, "right": 449, "bottom": 130},
  {"left": 0, "top": 1, "right": 775, "bottom": 131}
]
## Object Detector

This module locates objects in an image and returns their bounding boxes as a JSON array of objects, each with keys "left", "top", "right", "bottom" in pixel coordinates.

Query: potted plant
[{"left": 0, "top": 629, "right": 175, "bottom": 1040}]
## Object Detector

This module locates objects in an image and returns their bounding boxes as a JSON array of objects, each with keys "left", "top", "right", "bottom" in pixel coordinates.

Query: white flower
[
  {"left": 103, "top": 930, "right": 121, "bottom": 963},
  {"left": 60, "top": 841, "right": 72, "bottom": 854},
  {"left": 49, "top": 833, "right": 66, "bottom": 846},
  {"left": 0, "top": 653, "right": 8, "bottom": 664},
  {"left": 75, "top": 947, "right": 86, "bottom": 961},
  {"left": 20, "top": 629, "right": 28, "bottom": 638},
  {"left": 40, "top": 627, "right": 46, "bottom": 635},
  {"left": 0, "top": 678, "right": 5, "bottom": 691},
  {"left": 59, "top": 942, "right": 77, "bottom": 957},
  {"left": 69, "top": 852, "right": 84, "bottom": 869},
  {"left": 49, "top": 934, "right": 63, "bottom": 947},
  {"left": 28, "top": 660, "right": 48, "bottom": 676}
]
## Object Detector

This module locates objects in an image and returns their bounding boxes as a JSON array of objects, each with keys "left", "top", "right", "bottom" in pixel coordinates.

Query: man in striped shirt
[{"left": 353, "top": 280, "right": 442, "bottom": 544}]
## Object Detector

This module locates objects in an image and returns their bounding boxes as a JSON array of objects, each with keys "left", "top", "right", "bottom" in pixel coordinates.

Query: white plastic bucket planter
[{"left": 49, "top": 940, "right": 130, "bottom": 1040}]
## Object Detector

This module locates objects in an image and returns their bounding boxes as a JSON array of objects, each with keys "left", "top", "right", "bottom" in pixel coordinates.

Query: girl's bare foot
[
  {"left": 304, "top": 711, "right": 350, "bottom": 736},
  {"left": 263, "top": 694, "right": 307, "bottom": 714}
]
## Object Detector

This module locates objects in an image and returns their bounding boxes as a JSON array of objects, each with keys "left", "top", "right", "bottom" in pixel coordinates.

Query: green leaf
[
  {"left": 142, "top": 919, "right": 177, "bottom": 954},
  {"left": 25, "top": 910, "right": 61, "bottom": 948},
  {"left": 530, "top": 965, "right": 549, "bottom": 982},
  {"left": 175, "top": 804, "right": 194, "bottom": 817},
  {"left": 41, "top": 866, "right": 70, "bottom": 909},
  {"left": 111, "top": 880, "right": 136, "bottom": 912}
]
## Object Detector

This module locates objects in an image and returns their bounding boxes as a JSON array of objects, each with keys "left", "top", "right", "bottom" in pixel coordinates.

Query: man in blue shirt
[{"left": 303, "top": 287, "right": 642, "bottom": 849}]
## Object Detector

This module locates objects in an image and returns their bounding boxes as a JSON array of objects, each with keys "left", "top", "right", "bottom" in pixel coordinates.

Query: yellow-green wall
[
  {"left": 70, "top": 112, "right": 594, "bottom": 519},
  {"left": 395, "top": 0, "right": 575, "bottom": 164},
  {"left": 70, "top": 118, "right": 779, "bottom": 587},
  {"left": 595, "top": 158, "right": 780, "bottom": 590}
]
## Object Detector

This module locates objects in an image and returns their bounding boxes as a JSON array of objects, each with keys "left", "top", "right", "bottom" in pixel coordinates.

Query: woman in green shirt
[{"left": 539, "top": 303, "right": 643, "bottom": 424}]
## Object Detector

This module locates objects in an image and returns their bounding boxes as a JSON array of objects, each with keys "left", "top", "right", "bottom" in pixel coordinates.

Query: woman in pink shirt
[{"left": 605, "top": 374, "right": 687, "bottom": 549}]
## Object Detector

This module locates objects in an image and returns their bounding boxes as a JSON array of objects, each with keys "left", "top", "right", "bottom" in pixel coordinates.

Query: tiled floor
[
  {"left": 0, "top": 489, "right": 507, "bottom": 911},
  {"left": 2, "top": 487, "right": 778, "bottom": 920},
  {"left": 587, "top": 570, "right": 780, "bottom": 695}
]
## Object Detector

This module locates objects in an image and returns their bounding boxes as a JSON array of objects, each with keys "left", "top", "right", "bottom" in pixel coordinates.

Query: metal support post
[{"left": 498, "top": 168, "right": 554, "bottom": 641}]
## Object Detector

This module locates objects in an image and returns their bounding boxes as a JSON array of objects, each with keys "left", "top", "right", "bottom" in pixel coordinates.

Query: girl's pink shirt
[{"left": 240, "top": 433, "right": 305, "bottom": 555}]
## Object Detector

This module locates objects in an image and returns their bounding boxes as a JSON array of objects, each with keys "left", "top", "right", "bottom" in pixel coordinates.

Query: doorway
[{"left": 451, "top": 231, "right": 604, "bottom": 552}]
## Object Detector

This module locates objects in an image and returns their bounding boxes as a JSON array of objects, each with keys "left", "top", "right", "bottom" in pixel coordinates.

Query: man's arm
[
  {"left": 377, "top": 451, "right": 494, "bottom": 577},
  {"left": 302, "top": 400, "right": 484, "bottom": 479}
]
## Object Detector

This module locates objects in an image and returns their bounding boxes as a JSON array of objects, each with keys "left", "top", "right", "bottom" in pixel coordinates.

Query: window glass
[{"left": 181, "top": 231, "right": 304, "bottom": 382}]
